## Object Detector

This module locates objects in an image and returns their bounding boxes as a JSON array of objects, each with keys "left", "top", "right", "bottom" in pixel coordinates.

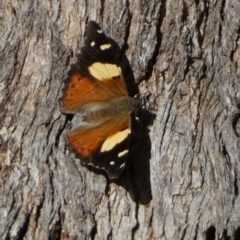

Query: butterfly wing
[
  {"left": 59, "top": 21, "right": 128, "bottom": 114},
  {"left": 67, "top": 114, "right": 130, "bottom": 179}
]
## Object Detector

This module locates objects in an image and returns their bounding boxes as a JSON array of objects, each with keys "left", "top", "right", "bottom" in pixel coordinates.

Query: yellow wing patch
[
  {"left": 100, "top": 43, "right": 111, "bottom": 50},
  {"left": 88, "top": 62, "right": 120, "bottom": 80},
  {"left": 118, "top": 150, "right": 128, "bottom": 157},
  {"left": 100, "top": 128, "right": 130, "bottom": 152}
]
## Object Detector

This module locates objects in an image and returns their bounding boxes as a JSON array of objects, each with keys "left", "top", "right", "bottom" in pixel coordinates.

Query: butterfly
[{"left": 59, "top": 21, "right": 141, "bottom": 179}]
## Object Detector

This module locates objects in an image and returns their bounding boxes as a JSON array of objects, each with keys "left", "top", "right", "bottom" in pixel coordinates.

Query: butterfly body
[
  {"left": 81, "top": 96, "right": 133, "bottom": 124},
  {"left": 59, "top": 21, "right": 140, "bottom": 179}
]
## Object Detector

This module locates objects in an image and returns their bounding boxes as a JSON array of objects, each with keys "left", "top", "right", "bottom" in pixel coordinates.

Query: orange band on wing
[
  {"left": 67, "top": 115, "right": 129, "bottom": 158},
  {"left": 60, "top": 72, "right": 128, "bottom": 113}
]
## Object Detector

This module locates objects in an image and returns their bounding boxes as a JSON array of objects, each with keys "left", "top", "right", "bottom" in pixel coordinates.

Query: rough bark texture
[{"left": 1, "top": 0, "right": 240, "bottom": 239}]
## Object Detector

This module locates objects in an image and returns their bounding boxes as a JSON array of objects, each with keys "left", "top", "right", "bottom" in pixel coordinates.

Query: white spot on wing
[
  {"left": 119, "top": 163, "right": 125, "bottom": 169},
  {"left": 89, "top": 62, "right": 120, "bottom": 80},
  {"left": 97, "top": 29, "right": 103, "bottom": 33},
  {"left": 100, "top": 43, "right": 111, "bottom": 50},
  {"left": 91, "top": 41, "right": 95, "bottom": 46},
  {"left": 100, "top": 128, "right": 130, "bottom": 152},
  {"left": 110, "top": 161, "right": 115, "bottom": 165},
  {"left": 118, "top": 150, "right": 128, "bottom": 158}
]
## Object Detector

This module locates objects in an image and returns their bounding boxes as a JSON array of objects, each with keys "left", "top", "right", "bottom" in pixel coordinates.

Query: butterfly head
[{"left": 130, "top": 94, "right": 141, "bottom": 115}]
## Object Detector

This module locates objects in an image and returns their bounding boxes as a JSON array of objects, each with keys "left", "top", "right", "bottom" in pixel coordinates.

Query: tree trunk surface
[{"left": 1, "top": 0, "right": 240, "bottom": 239}]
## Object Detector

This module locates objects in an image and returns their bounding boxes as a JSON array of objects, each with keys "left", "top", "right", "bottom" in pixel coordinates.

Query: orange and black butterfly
[{"left": 59, "top": 21, "right": 140, "bottom": 179}]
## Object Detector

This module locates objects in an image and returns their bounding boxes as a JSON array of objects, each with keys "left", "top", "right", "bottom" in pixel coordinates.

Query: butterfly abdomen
[{"left": 82, "top": 97, "right": 133, "bottom": 124}]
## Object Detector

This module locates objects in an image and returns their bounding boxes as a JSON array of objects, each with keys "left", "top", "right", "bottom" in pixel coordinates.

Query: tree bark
[{"left": 1, "top": 0, "right": 240, "bottom": 239}]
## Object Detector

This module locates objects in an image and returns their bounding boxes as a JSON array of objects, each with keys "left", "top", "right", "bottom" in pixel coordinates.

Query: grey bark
[{"left": 1, "top": 0, "right": 240, "bottom": 240}]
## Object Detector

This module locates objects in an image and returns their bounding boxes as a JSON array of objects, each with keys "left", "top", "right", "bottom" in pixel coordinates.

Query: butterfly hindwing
[{"left": 67, "top": 115, "right": 130, "bottom": 179}]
